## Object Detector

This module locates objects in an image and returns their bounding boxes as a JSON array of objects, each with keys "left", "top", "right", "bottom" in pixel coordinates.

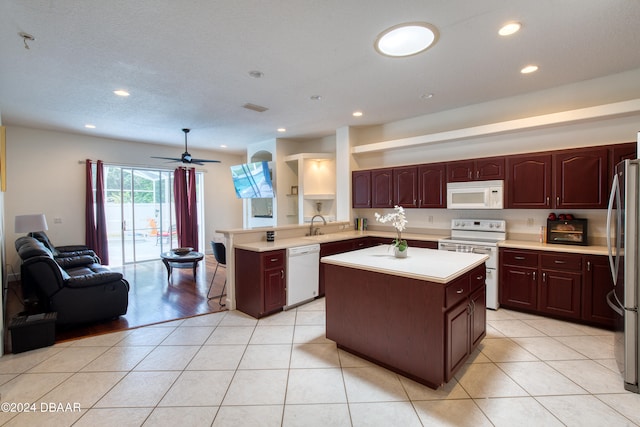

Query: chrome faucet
[{"left": 309, "top": 214, "right": 327, "bottom": 236}]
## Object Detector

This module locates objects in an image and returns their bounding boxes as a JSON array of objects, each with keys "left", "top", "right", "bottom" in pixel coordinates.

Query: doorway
[{"left": 101, "top": 165, "right": 204, "bottom": 266}]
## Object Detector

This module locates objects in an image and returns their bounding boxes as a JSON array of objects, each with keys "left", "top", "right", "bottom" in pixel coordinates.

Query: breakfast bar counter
[{"left": 321, "top": 246, "right": 488, "bottom": 389}]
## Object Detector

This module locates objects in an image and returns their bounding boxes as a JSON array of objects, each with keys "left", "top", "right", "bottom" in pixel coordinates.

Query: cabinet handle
[
  {"left": 514, "top": 256, "right": 525, "bottom": 260},
  {"left": 476, "top": 170, "right": 480, "bottom": 179},
  {"left": 546, "top": 196, "right": 550, "bottom": 205},
  {"left": 271, "top": 258, "right": 278, "bottom": 262},
  {"left": 389, "top": 199, "right": 392, "bottom": 206},
  {"left": 456, "top": 288, "right": 464, "bottom": 294},
  {"left": 554, "top": 260, "right": 566, "bottom": 264},
  {"left": 532, "top": 271, "right": 537, "bottom": 281},
  {"left": 281, "top": 270, "right": 284, "bottom": 279},
  {"left": 542, "top": 272, "right": 547, "bottom": 283},
  {"left": 587, "top": 261, "right": 591, "bottom": 271},
  {"left": 556, "top": 196, "right": 560, "bottom": 205}
]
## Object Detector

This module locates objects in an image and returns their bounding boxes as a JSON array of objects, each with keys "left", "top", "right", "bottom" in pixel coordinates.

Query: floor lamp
[{"left": 15, "top": 214, "right": 48, "bottom": 236}]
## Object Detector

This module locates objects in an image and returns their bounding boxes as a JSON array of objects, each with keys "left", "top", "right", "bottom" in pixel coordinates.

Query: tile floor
[{"left": 1, "top": 299, "right": 639, "bottom": 426}]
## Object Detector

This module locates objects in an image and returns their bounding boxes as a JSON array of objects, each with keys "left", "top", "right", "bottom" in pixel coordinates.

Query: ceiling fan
[{"left": 151, "top": 128, "right": 221, "bottom": 165}]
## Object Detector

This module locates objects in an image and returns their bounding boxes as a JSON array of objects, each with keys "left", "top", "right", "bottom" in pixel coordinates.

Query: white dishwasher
[{"left": 286, "top": 244, "right": 320, "bottom": 309}]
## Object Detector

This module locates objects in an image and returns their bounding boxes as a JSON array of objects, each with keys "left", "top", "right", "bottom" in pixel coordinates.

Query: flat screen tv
[{"left": 230, "top": 161, "right": 275, "bottom": 198}]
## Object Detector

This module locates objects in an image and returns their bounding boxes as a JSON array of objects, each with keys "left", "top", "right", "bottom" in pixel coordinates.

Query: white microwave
[{"left": 447, "top": 180, "right": 504, "bottom": 209}]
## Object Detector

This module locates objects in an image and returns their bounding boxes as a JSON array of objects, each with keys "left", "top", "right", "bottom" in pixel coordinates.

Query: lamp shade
[{"left": 15, "top": 214, "right": 48, "bottom": 233}]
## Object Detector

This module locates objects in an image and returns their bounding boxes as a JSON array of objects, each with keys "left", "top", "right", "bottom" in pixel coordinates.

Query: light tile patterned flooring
[{"left": 1, "top": 299, "right": 639, "bottom": 426}]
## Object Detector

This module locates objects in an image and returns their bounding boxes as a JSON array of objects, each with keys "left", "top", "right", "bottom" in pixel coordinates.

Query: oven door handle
[
  {"left": 439, "top": 243, "right": 458, "bottom": 251},
  {"left": 471, "top": 247, "right": 493, "bottom": 255}
]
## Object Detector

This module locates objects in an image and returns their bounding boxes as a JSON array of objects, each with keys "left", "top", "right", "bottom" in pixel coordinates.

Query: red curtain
[
  {"left": 85, "top": 160, "right": 109, "bottom": 264},
  {"left": 174, "top": 167, "right": 198, "bottom": 250}
]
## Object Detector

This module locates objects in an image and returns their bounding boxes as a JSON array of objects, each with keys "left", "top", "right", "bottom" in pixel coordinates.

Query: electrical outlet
[
  {"left": 526, "top": 218, "right": 534, "bottom": 227},
  {"left": 54, "top": 217, "right": 63, "bottom": 224},
  {"left": 428, "top": 215, "right": 434, "bottom": 223}
]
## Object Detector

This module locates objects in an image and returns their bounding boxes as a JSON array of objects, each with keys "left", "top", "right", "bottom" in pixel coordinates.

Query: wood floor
[{"left": 4, "top": 254, "right": 227, "bottom": 349}]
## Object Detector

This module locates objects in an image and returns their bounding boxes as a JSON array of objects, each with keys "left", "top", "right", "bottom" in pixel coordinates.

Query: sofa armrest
[
  {"left": 56, "top": 255, "right": 97, "bottom": 269},
  {"left": 65, "top": 272, "right": 124, "bottom": 288}
]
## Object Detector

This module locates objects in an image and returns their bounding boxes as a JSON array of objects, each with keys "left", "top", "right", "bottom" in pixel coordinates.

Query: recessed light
[
  {"left": 277, "top": 128, "right": 286, "bottom": 132},
  {"left": 84, "top": 124, "right": 96, "bottom": 129},
  {"left": 375, "top": 22, "right": 439, "bottom": 57},
  {"left": 113, "top": 90, "right": 130, "bottom": 97},
  {"left": 248, "top": 70, "right": 264, "bottom": 78},
  {"left": 352, "top": 111, "right": 363, "bottom": 117},
  {"left": 521, "top": 64, "right": 539, "bottom": 74},
  {"left": 310, "top": 95, "right": 322, "bottom": 101},
  {"left": 420, "top": 92, "right": 434, "bottom": 100},
  {"left": 499, "top": 22, "right": 522, "bottom": 36}
]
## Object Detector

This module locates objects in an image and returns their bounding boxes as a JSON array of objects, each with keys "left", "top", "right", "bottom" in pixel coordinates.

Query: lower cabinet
[
  {"left": 235, "top": 248, "right": 286, "bottom": 318},
  {"left": 445, "top": 264, "right": 486, "bottom": 381},
  {"left": 500, "top": 248, "right": 615, "bottom": 328}
]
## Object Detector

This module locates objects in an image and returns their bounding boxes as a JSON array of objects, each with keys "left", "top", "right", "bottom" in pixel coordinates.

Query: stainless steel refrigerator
[{"left": 606, "top": 154, "right": 640, "bottom": 393}]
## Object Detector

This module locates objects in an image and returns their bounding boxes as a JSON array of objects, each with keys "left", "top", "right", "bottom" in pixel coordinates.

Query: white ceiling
[{"left": 1, "top": 0, "right": 640, "bottom": 154}]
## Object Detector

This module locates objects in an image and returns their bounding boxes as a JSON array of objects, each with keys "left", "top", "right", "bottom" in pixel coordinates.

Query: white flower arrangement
[{"left": 374, "top": 205, "right": 408, "bottom": 251}]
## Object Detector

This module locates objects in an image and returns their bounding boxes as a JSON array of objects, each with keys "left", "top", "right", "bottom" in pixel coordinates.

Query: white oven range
[{"left": 438, "top": 219, "right": 506, "bottom": 310}]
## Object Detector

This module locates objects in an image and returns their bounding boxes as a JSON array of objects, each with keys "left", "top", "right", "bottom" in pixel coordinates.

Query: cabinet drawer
[
  {"left": 262, "top": 251, "right": 284, "bottom": 268},
  {"left": 469, "top": 265, "right": 486, "bottom": 292},
  {"left": 502, "top": 250, "right": 538, "bottom": 267},
  {"left": 446, "top": 276, "right": 469, "bottom": 309},
  {"left": 540, "top": 253, "right": 582, "bottom": 271}
]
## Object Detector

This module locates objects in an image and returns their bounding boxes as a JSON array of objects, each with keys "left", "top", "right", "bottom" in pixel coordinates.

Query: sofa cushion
[{"left": 16, "top": 236, "right": 53, "bottom": 259}]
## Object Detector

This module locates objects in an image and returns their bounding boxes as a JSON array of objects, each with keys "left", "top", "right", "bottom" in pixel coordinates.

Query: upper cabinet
[
  {"left": 371, "top": 168, "right": 394, "bottom": 208},
  {"left": 418, "top": 163, "right": 447, "bottom": 208},
  {"left": 354, "top": 142, "right": 636, "bottom": 210},
  {"left": 447, "top": 158, "right": 505, "bottom": 182},
  {"left": 554, "top": 147, "right": 608, "bottom": 209},
  {"left": 352, "top": 170, "right": 371, "bottom": 208},
  {"left": 506, "top": 154, "right": 553, "bottom": 209},
  {"left": 393, "top": 166, "right": 419, "bottom": 208}
]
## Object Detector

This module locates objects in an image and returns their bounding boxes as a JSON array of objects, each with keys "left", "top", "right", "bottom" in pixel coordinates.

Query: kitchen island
[{"left": 322, "top": 245, "right": 488, "bottom": 389}]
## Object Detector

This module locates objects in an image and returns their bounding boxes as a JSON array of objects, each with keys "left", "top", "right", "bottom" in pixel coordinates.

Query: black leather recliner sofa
[{"left": 15, "top": 236, "right": 129, "bottom": 325}]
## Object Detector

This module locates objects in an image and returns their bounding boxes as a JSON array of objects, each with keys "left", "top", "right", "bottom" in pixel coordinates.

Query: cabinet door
[
  {"left": 417, "top": 163, "right": 446, "bottom": 208},
  {"left": 539, "top": 269, "right": 582, "bottom": 319},
  {"left": 470, "top": 286, "right": 486, "bottom": 349},
  {"left": 446, "top": 160, "right": 475, "bottom": 182},
  {"left": 554, "top": 148, "right": 608, "bottom": 209},
  {"left": 264, "top": 267, "right": 285, "bottom": 313},
  {"left": 506, "top": 154, "right": 553, "bottom": 208},
  {"left": 476, "top": 158, "right": 505, "bottom": 181},
  {"left": 352, "top": 170, "right": 371, "bottom": 208},
  {"left": 583, "top": 255, "right": 616, "bottom": 327},
  {"left": 446, "top": 300, "right": 470, "bottom": 381},
  {"left": 371, "top": 169, "right": 394, "bottom": 208},
  {"left": 393, "top": 166, "right": 418, "bottom": 208},
  {"left": 500, "top": 265, "right": 538, "bottom": 310},
  {"left": 610, "top": 142, "right": 637, "bottom": 193}
]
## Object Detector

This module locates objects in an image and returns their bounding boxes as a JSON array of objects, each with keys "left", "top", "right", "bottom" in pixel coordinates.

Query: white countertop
[
  {"left": 498, "top": 240, "right": 609, "bottom": 256},
  {"left": 321, "top": 245, "right": 488, "bottom": 284},
  {"left": 233, "top": 230, "right": 444, "bottom": 252}
]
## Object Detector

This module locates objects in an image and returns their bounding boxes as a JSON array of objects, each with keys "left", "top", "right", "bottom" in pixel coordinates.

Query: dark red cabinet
[
  {"left": 418, "top": 163, "right": 446, "bottom": 208},
  {"left": 371, "top": 168, "right": 394, "bottom": 208},
  {"left": 554, "top": 148, "right": 609, "bottom": 209},
  {"left": 235, "top": 249, "right": 286, "bottom": 318},
  {"left": 393, "top": 166, "right": 418, "bottom": 208},
  {"left": 352, "top": 170, "right": 371, "bottom": 208},
  {"left": 583, "top": 255, "right": 616, "bottom": 327},
  {"left": 506, "top": 154, "right": 553, "bottom": 209},
  {"left": 447, "top": 158, "right": 505, "bottom": 182}
]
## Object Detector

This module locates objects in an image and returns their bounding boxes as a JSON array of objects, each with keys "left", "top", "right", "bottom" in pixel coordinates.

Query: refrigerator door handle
[
  {"left": 606, "top": 289, "right": 624, "bottom": 317},
  {"left": 606, "top": 173, "right": 619, "bottom": 284}
]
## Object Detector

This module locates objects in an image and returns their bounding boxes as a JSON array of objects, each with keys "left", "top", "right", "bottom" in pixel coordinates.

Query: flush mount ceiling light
[
  {"left": 84, "top": 124, "right": 96, "bottom": 129},
  {"left": 277, "top": 128, "right": 286, "bottom": 132},
  {"left": 352, "top": 111, "right": 363, "bottom": 117},
  {"left": 521, "top": 64, "right": 539, "bottom": 74},
  {"left": 375, "top": 22, "right": 439, "bottom": 57},
  {"left": 113, "top": 89, "right": 130, "bottom": 97},
  {"left": 499, "top": 22, "right": 522, "bottom": 36}
]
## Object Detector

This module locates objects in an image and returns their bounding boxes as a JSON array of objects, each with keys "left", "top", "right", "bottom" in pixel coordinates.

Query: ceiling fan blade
[
  {"left": 151, "top": 156, "right": 181, "bottom": 162},
  {"left": 191, "top": 158, "right": 221, "bottom": 163}
]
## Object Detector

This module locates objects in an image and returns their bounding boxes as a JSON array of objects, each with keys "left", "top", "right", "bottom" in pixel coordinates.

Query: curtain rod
[{"left": 78, "top": 160, "right": 208, "bottom": 173}]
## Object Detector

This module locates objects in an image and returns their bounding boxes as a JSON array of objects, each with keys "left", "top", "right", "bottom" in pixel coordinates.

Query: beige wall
[{"left": 5, "top": 126, "right": 244, "bottom": 275}]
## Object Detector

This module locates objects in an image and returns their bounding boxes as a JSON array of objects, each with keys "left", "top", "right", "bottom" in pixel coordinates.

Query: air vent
[{"left": 243, "top": 103, "right": 269, "bottom": 113}]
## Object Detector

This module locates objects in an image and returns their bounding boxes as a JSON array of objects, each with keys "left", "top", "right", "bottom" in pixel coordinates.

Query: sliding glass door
[{"left": 102, "top": 165, "right": 203, "bottom": 266}]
